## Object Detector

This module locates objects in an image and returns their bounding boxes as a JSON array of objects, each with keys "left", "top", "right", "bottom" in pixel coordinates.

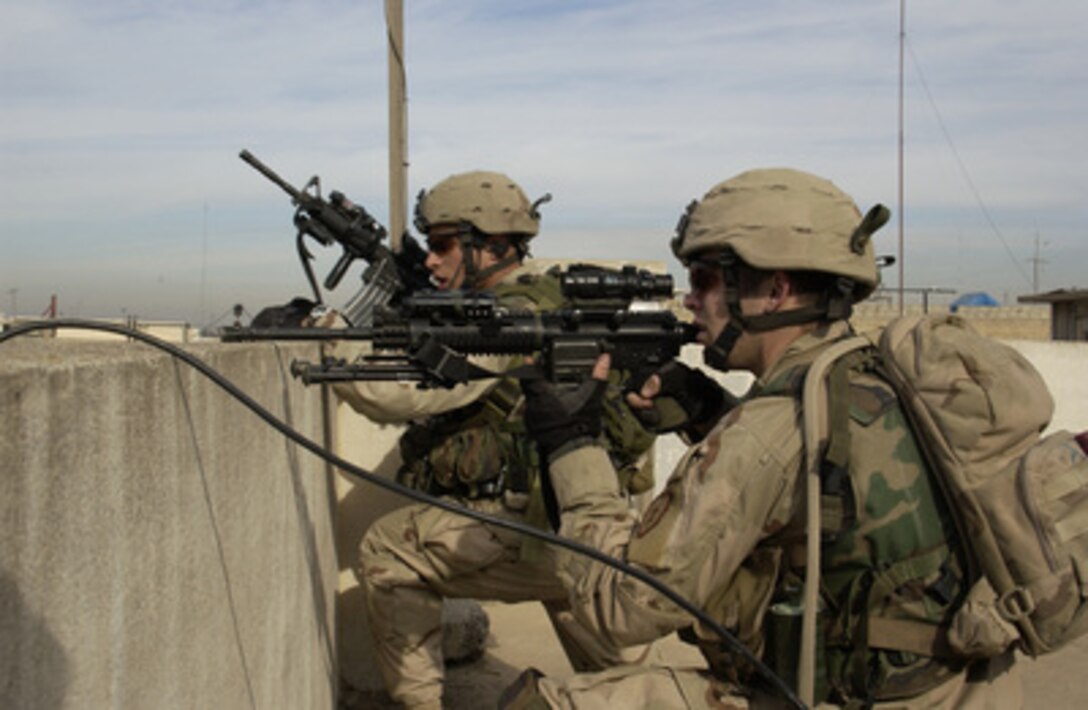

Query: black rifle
[
  {"left": 222, "top": 264, "right": 695, "bottom": 387},
  {"left": 240, "top": 149, "right": 432, "bottom": 325}
]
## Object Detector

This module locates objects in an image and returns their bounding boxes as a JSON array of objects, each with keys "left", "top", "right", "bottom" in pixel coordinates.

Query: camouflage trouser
[
  {"left": 500, "top": 650, "right": 1022, "bottom": 710},
  {"left": 357, "top": 496, "right": 652, "bottom": 708}
]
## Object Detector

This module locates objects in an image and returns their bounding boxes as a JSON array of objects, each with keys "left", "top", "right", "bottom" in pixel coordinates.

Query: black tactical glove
[
  {"left": 631, "top": 361, "right": 735, "bottom": 442},
  {"left": 522, "top": 377, "right": 608, "bottom": 463}
]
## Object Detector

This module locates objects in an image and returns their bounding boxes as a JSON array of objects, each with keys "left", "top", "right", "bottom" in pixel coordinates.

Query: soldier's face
[
  {"left": 424, "top": 226, "right": 507, "bottom": 291},
  {"left": 424, "top": 226, "right": 466, "bottom": 290},
  {"left": 684, "top": 259, "right": 730, "bottom": 346},
  {"left": 684, "top": 257, "right": 769, "bottom": 371}
]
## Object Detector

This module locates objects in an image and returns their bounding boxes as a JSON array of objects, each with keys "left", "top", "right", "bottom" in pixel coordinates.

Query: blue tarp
[{"left": 950, "top": 292, "right": 999, "bottom": 312}]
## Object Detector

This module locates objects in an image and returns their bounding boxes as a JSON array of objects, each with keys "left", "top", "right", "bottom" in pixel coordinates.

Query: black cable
[{"left": 0, "top": 319, "right": 805, "bottom": 709}]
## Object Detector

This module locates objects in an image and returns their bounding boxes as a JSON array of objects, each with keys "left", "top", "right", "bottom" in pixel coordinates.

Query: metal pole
[
  {"left": 1033, "top": 234, "right": 1039, "bottom": 293},
  {"left": 897, "top": 0, "right": 906, "bottom": 315},
  {"left": 386, "top": 0, "right": 408, "bottom": 252},
  {"left": 1027, "top": 231, "right": 1047, "bottom": 293},
  {"left": 201, "top": 202, "right": 208, "bottom": 325}
]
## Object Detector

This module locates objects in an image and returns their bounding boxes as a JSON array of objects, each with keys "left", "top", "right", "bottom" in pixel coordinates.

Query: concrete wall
[
  {"left": 851, "top": 303, "right": 1052, "bottom": 341},
  {"left": 3, "top": 317, "right": 202, "bottom": 344},
  {"left": 329, "top": 408, "right": 407, "bottom": 694},
  {"left": 1, "top": 337, "right": 339, "bottom": 710},
  {"left": 1004, "top": 339, "right": 1088, "bottom": 435}
]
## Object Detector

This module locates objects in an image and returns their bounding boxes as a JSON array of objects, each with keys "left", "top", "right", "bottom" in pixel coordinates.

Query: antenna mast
[
  {"left": 897, "top": 0, "right": 906, "bottom": 314},
  {"left": 1027, "top": 231, "right": 1047, "bottom": 293}
]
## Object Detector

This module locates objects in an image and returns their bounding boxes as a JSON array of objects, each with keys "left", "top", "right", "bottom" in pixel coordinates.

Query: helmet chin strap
[
  {"left": 701, "top": 250, "right": 856, "bottom": 371},
  {"left": 703, "top": 320, "right": 744, "bottom": 371},
  {"left": 447, "top": 258, "right": 467, "bottom": 290},
  {"left": 456, "top": 226, "right": 521, "bottom": 290},
  {"left": 454, "top": 225, "right": 480, "bottom": 289},
  {"left": 469, "top": 252, "right": 519, "bottom": 288}
]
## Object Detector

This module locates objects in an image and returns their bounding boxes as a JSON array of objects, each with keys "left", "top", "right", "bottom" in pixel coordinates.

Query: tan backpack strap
[
  {"left": 482, "top": 375, "right": 524, "bottom": 423},
  {"left": 823, "top": 354, "right": 859, "bottom": 470},
  {"left": 867, "top": 617, "right": 953, "bottom": 658},
  {"left": 799, "top": 335, "right": 871, "bottom": 706}
]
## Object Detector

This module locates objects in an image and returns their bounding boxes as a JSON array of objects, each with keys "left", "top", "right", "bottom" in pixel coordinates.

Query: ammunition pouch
[{"left": 398, "top": 377, "right": 534, "bottom": 501}]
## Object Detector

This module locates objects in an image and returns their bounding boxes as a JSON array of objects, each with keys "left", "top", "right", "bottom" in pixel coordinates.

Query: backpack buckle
[{"left": 997, "top": 586, "right": 1036, "bottom": 621}]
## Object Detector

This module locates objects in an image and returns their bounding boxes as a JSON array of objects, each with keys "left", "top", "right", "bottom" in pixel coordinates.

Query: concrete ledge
[
  {"left": 1, "top": 338, "right": 339, "bottom": 709},
  {"left": 851, "top": 303, "right": 1051, "bottom": 341}
]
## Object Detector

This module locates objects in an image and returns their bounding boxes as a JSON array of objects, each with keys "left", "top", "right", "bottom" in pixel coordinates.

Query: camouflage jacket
[{"left": 545, "top": 322, "right": 1010, "bottom": 707}]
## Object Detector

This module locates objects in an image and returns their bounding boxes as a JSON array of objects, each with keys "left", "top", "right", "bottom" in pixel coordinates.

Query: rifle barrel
[
  {"left": 239, "top": 149, "right": 302, "bottom": 201},
  {"left": 220, "top": 326, "right": 377, "bottom": 342}
]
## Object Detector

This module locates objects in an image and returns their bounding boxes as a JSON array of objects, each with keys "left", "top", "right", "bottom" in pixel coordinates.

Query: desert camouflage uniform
[
  {"left": 333, "top": 263, "right": 655, "bottom": 709},
  {"left": 507, "top": 321, "right": 1021, "bottom": 709}
]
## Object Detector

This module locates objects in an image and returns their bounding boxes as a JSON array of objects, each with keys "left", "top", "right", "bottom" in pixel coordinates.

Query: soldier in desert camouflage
[
  {"left": 330, "top": 171, "right": 656, "bottom": 709},
  {"left": 503, "top": 168, "right": 1022, "bottom": 708}
]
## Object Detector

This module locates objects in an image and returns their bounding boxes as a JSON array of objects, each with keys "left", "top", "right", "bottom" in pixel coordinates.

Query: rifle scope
[{"left": 559, "top": 264, "right": 674, "bottom": 301}]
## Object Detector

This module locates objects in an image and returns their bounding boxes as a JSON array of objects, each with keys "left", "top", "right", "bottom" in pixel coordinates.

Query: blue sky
[{"left": 2, "top": 0, "right": 1085, "bottom": 324}]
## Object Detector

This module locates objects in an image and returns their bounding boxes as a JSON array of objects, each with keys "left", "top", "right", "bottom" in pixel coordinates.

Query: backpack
[{"left": 794, "top": 314, "right": 1088, "bottom": 704}]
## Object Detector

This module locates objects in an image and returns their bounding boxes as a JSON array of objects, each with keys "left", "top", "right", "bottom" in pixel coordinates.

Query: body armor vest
[{"left": 398, "top": 269, "right": 656, "bottom": 505}]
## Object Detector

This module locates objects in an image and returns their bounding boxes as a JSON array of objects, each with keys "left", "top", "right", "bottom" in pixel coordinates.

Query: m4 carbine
[
  {"left": 223, "top": 264, "right": 696, "bottom": 387},
  {"left": 240, "top": 149, "right": 432, "bottom": 325}
]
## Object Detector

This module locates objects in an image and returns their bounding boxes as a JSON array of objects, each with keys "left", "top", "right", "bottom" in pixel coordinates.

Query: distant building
[{"left": 1018, "top": 289, "right": 1088, "bottom": 341}]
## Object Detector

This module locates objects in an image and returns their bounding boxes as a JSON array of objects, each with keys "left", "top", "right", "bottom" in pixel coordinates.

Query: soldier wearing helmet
[
  {"left": 414, "top": 170, "right": 545, "bottom": 291},
  {"left": 668, "top": 168, "right": 885, "bottom": 374},
  {"left": 329, "top": 171, "right": 656, "bottom": 710},
  {"left": 503, "top": 168, "right": 1020, "bottom": 708}
]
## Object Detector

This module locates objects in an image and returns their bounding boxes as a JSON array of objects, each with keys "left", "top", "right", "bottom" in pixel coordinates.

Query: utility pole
[
  {"left": 897, "top": 0, "right": 906, "bottom": 315},
  {"left": 1027, "top": 231, "right": 1047, "bottom": 293},
  {"left": 386, "top": 0, "right": 408, "bottom": 252},
  {"left": 7, "top": 287, "right": 17, "bottom": 317},
  {"left": 201, "top": 202, "right": 209, "bottom": 326}
]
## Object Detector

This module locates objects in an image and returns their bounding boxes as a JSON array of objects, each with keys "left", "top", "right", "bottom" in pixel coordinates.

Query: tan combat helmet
[
  {"left": 413, "top": 170, "right": 550, "bottom": 289},
  {"left": 671, "top": 167, "right": 887, "bottom": 302},
  {"left": 415, "top": 170, "right": 543, "bottom": 237},
  {"left": 671, "top": 167, "right": 889, "bottom": 369}
]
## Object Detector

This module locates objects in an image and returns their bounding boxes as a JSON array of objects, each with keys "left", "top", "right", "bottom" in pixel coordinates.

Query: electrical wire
[
  {"left": 0, "top": 318, "right": 805, "bottom": 709},
  {"left": 906, "top": 37, "right": 1034, "bottom": 289}
]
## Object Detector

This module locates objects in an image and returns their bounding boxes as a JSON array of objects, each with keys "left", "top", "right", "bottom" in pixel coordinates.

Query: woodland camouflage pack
[{"left": 804, "top": 314, "right": 1088, "bottom": 667}]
